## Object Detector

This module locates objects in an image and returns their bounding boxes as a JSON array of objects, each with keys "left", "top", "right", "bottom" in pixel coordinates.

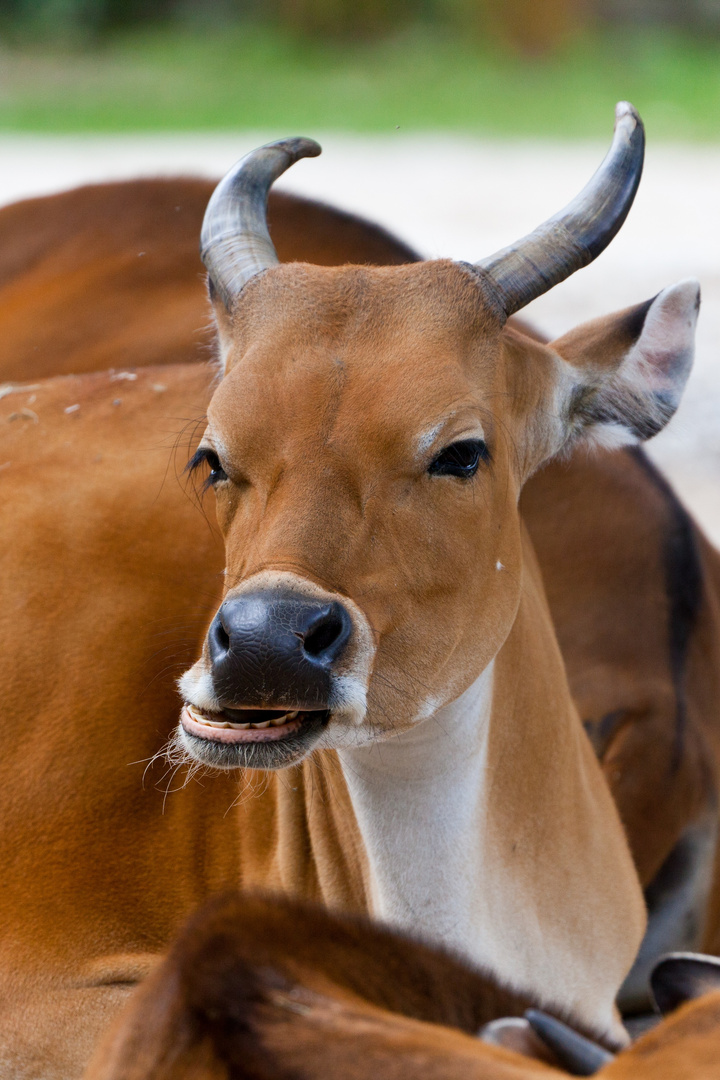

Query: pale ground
[{"left": 1, "top": 133, "right": 718, "bottom": 542}]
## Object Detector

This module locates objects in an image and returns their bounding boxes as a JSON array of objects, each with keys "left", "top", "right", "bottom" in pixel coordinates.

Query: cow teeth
[
  {"left": 187, "top": 705, "right": 224, "bottom": 727},
  {"left": 186, "top": 705, "right": 239, "bottom": 730},
  {"left": 186, "top": 704, "right": 305, "bottom": 732},
  {"left": 270, "top": 711, "right": 301, "bottom": 726}
]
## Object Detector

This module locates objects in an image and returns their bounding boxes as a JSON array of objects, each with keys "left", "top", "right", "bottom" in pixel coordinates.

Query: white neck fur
[
  {"left": 337, "top": 660, "right": 627, "bottom": 1044},
  {"left": 338, "top": 663, "right": 495, "bottom": 964}
]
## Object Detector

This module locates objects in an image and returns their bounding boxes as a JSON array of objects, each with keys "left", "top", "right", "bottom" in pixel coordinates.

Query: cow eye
[
  {"left": 186, "top": 447, "right": 228, "bottom": 489},
  {"left": 428, "top": 438, "right": 489, "bottom": 478}
]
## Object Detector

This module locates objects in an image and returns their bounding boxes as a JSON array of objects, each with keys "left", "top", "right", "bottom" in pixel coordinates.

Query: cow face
[{"left": 177, "top": 257, "right": 699, "bottom": 770}]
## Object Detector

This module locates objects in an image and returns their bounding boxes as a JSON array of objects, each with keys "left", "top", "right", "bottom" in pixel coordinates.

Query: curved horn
[
  {"left": 475, "top": 102, "right": 644, "bottom": 316},
  {"left": 200, "top": 136, "right": 322, "bottom": 310},
  {"left": 524, "top": 1010, "right": 615, "bottom": 1076}
]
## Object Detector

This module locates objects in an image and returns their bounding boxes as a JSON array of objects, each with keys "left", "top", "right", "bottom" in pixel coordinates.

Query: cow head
[{"left": 178, "top": 105, "right": 699, "bottom": 770}]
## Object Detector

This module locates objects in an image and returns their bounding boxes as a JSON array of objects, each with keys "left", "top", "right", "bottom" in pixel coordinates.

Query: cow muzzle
[
  {"left": 178, "top": 575, "right": 374, "bottom": 769},
  {"left": 209, "top": 590, "right": 351, "bottom": 708}
]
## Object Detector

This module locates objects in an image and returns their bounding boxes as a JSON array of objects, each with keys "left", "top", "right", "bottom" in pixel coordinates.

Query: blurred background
[
  {"left": 0, "top": 0, "right": 717, "bottom": 135},
  {"left": 0, "top": 0, "right": 718, "bottom": 539}
]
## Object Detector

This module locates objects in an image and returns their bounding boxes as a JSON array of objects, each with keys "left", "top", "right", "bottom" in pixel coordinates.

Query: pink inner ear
[
  {"left": 559, "top": 278, "right": 700, "bottom": 455},
  {"left": 629, "top": 279, "right": 699, "bottom": 393}
]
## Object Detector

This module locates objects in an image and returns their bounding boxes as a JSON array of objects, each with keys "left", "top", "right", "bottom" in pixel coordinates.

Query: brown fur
[
  {"left": 85, "top": 893, "right": 720, "bottom": 1080},
  {"left": 0, "top": 178, "right": 417, "bottom": 381},
  {"left": 0, "top": 339, "right": 641, "bottom": 1071},
  {"left": 4, "top": 347, "right": 716, "bottom": 1075},
  {"left": 1, "top": 179, "right": 715, "bottom": 912},
  {"left": 601, "top": 992, "right": 720, "bottom": 1078},
  {"left": 85, "top": 256, "right": 653, "bottom": 1036},
  {"left": 0, "top": 180, "right": 717, "bottom": 1072},
  {"left": 83, "top": 892, "right": 562, "bottom": 1080},
  {"left": 524, "top": 451, "right": 720, "bottom": 889}
]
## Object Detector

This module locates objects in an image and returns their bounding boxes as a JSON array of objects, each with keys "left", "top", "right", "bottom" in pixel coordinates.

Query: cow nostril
[
  {"left": 211, "top": 613, "right": 230, "bottom": 653},
  {"left": 303, "top": 609, "right": 348, "bottom": 661}
]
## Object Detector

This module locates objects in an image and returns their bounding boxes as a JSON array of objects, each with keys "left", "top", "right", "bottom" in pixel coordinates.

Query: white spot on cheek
[{"left": 496, "top": 561, "right": 504, "bottom": 571}]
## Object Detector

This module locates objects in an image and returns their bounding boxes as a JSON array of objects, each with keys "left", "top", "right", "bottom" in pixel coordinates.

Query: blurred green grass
[{"left": 0, "top": 24, "right": 718, "bottom": 137}]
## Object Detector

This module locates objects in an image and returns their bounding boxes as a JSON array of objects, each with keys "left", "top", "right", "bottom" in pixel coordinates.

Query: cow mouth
[{"left": 181, "top": 703, "right": 328, "bottom": 745}]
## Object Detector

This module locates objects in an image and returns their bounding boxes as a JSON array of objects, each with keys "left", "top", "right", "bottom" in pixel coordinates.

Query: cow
[
  {"left": 1, "top": 160, "right": 717, "bottom": 1008},
  {"left": 0, "top": 104, "right": 710, "bottom": 1074},
  {"left": 171, "top": 103, "right": 710, "bottom": 1043},
  {"left": 83, "top": 892, "right": 720, "bottom": 1080},
  {"left": 193, "top": 108, "right": 688, "bottom": 1001}
]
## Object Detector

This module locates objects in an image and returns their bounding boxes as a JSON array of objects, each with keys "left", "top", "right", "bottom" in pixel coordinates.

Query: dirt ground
[{"left": 2, "top": 132, "right": 717, "bottom": 542}]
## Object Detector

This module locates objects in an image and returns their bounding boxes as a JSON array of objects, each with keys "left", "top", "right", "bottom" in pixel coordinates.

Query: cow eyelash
[
  {"left": 428, "top": 438, "right": 489, "bottom": 479},
  {"left": 186, "top": 447, "right": 228, "bottom": 490}
]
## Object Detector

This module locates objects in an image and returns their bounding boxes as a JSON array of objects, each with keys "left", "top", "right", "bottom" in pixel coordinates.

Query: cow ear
[
  {"left": 551, "top": 279, "right": 700, "bottom": 453},
  {"left": 651, "top": 953, "right": 720, "bottom": 1015},
  {"left": 208, "top": 275, "right": 234, "bottom": 371}
]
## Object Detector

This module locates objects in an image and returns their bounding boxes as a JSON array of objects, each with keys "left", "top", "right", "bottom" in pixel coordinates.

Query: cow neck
[
  {"left": 337, "top": 661, "right": 494, "bottom": 960},
  {"left": 334, "top": 550, "right": 643, "bottom": 1047}
]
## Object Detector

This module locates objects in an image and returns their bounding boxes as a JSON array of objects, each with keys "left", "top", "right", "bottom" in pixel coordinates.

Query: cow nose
[{"left": 207, "top": 591, "right": 353, "bottom": 709}]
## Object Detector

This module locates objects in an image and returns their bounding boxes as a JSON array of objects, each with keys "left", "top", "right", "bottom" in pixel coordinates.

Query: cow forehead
[
  {"left": 227, "top": 259, "right": 502, "bottom": 360},
  {"left": 211, "top": 259, "right": 506, "bottom": 452}
]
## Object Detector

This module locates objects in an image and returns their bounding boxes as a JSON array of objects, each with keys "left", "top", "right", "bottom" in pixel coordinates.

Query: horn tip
[
  {"left": 274, "top": 136, "right": 322, "bottom": 162},
  {"left": 614, "top": 100, "right": 643, "bottom": 136},
  {"left": 525, "top": 1009, "right": 614, "bottom": 1076}
]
